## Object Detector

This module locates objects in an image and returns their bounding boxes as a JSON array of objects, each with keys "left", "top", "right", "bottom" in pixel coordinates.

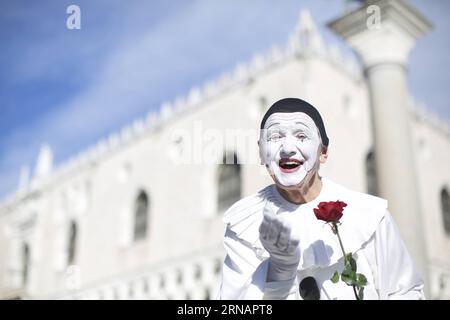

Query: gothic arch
[
  {"left": 217, "top": 152, "right": 242, "bottom": 213},
  {"left": 68, "top": 220, "right": 78, "bottom": 265},
  {"left": 134, "top": 190, "right": 150, "bottom": 241},
  {"left": 365, "top": 150, "right": 378, "bottom": 196},
  {"left": 441, "top": 187, "right": 450, "bottom": 235}
]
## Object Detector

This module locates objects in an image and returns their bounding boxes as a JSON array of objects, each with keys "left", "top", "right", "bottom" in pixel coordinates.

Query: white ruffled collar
[{"left": 225, "top": 177, "right": 387, "bottom": 270}]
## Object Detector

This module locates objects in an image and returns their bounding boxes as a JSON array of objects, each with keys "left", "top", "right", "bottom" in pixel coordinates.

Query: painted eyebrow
[
  {"left": 294, "top": 122, "right": 315, "bottom": 130},
  {"left": 265, "top": 121, "right": 314, "bottom": 131},
  {"left": 266, "top": 122, "right": 280, "bottom": 130},
  {"left": 294, "top": 121, "right": 313, "bottom": 127}
]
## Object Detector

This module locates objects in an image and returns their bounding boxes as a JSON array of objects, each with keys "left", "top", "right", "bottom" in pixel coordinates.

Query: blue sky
[{"left": 0, "top": 0, "right": 449, "bottom": 199}]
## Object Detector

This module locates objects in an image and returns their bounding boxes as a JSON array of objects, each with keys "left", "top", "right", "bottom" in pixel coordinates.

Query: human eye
[
  {"left": 268, "top": 132, "right": 282, "bottom": 141},
  {"left": 266, "top": 124, "right": 288, "bottom": 141},
  {"left": 295, "top": 132, "right": 307, "bottom": 141}
]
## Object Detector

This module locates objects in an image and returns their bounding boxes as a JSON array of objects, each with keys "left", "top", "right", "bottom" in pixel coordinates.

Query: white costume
[{"left": 218, "top": 177, "right": 425, "bottom": 300}]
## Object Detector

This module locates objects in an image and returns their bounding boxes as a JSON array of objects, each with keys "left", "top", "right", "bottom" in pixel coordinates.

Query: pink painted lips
[{"left": 278, "top": 158, "right": 303, "bottom": 173}]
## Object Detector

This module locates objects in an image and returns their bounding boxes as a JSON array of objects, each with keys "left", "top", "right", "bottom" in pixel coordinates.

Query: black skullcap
[{"left": 260, "top": 98, "right": 329, "bottom": 146}]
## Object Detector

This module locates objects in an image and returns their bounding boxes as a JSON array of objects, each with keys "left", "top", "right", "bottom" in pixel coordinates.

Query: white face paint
[{"left": 259, "top": 112, "right": 322, "bottom": 187}]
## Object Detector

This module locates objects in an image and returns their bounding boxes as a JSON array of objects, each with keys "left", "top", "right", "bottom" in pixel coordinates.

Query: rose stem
[{"left": 332, "top": 222, "right": 360, "bottom": 300}]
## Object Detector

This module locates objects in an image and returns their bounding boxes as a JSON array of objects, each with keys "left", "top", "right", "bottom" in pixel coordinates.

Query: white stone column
[{"left": 328, "top": 0, "right": 432, "bottom": 294}]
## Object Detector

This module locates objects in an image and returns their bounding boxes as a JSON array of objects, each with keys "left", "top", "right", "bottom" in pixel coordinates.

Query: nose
[{"left": 280, "top": 135, "right": 297, "bottom": 158}]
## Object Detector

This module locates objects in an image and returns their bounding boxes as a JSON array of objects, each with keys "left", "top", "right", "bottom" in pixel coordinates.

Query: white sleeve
[
  {"left": 375, "top": 211, "right": 425, "bottom": 300},
  {"left": 263, "top": 279, "right": 299, "bottom": 300},
  {"left": 218, "top": 227, "right": 298, "bottom": 300}
]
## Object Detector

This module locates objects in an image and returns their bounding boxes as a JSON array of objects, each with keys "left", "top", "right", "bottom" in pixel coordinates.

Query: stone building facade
[{"left": 0, "top": 2, "right": 449, "bottom": 299}]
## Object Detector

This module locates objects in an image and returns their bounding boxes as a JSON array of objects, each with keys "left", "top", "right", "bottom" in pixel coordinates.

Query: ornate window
[
  {"left": 134, "top": 191, "right": 149, "bottom": 241},
  {"left": 68, "top": 221, "right": 77, "bottom": 265},
  {"left": 259, "top": 96, "right": 268, "bottom": 114},
  {"left": 22, "top": 243, "right": 30, "bottom": 286},
  {"left": 214, "top": 259, "right": 222, "bottom": 275},
  {"left": 194, "top": 264, "right": 201, "bottom": 280},
  {"left": 365, "top": 150, "right": 378, "bottom": 196},
  {"left": 441, "top": 187, "right": 450, "bottom": 235},
  {"left": 217, "top": 152, "right": 242, "bottom": 213},
  {"left": 204, "top": 288, "right": 211, "bottom": 300}
]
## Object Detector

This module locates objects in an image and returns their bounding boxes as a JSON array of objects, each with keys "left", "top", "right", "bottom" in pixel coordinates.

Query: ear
[{"left": 319, "top": 146, "right": 328, "bottom": 164}]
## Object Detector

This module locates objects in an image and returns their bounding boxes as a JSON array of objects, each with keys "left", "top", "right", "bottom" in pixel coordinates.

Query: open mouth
[{"left": 278, "top": 158, "right": 303, "bottom": 173}]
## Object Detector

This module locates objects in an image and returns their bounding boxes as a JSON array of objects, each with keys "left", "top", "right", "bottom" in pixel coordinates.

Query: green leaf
[
  {"left": 342, "top": 263, "right": 353, "bottom": 277},
  {"left": 345, "top": 253, "right": 357, "bottom": 272},
  {"left": 341, "top": 274, "right": 352, "bottom": 286},
  {"left": 356, "top": 273, "right": 368, "bottom": 286},
  {"left": 358, "top": 287, "right": 364, "bottom": 300},
  {"left": 345, "top": 253, "right": 352, "bottom": 264},
  {"left": 341, "top": 272, "right": 357, "bottom": 286},
  {"left": 331, "top": 271, "right": 340, "bottom": 283}
]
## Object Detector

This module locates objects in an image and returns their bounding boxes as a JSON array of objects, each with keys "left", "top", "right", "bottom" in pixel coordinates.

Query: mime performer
[{"left": 218, "top": 98, "right": 425, "bottom": 300}]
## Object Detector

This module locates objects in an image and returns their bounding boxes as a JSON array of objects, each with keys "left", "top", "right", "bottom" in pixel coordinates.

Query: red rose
[
  {"left": 313, "top": 200, "right": 347, "bottom": 223},
  {"left": 313, "top": 200, "right": 366, "bottom": 299}
]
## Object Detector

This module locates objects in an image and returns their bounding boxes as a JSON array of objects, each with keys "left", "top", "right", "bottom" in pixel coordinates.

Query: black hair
[{"left": 260, "top": 98, "right": 329, "bottom": 146}]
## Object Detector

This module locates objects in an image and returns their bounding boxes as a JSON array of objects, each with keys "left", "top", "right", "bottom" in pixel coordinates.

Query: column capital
[{"left": 328, "top": 0, "right": 432, "bottom": 67}]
